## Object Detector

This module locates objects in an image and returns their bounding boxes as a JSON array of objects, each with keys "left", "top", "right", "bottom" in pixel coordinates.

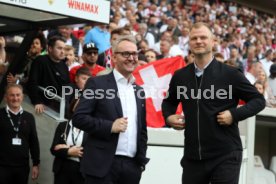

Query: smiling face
[
  {"left": 113, "top": 40, "right": 138, "bottom": 79},
  {"left": 5, "top": 86, "right": 23, "bottom": 112},
  {"left": 28, "top": 38, "right": 43, "bottom": 57},
  {"left": 189, "top": 25, "right": 214, "bottom": 57}
]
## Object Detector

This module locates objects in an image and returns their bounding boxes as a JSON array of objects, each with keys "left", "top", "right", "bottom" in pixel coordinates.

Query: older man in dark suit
[{"left": 73, "top": 35, "right": 149, "bottom": 184}]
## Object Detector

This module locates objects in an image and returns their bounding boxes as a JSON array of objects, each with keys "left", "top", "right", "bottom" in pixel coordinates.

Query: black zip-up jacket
[{"left": 162, "top": 59, "right": 265, "bottom": 160}]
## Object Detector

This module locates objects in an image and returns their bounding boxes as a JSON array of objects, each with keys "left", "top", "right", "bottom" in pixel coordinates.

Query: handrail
[
  {"left": 38, "top": 86, "right": 66, "bottom": 122},
  {"left": 258, "top": 107, "right": 276, "bottom": 118}
]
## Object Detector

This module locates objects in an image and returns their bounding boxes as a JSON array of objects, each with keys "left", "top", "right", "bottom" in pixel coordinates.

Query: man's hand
[
  {"left": 35, "top": 104, "right": 45, "bottom": 114},
  {"left": 68, "top": 146, "right": 83, "bottom": 157},
  {"left": 7, "top": 73, "right": 18, "bottom": 84},
  {"left": 0, "top": 37, "right": 5, "bottom": 48},
  {"left": 217, "top": 110, "right": 233, "bottom": 126},
  {"left": 111, "top": 117, "right": 128, "bottom": 133},
  {"left": 166, "top": 114, "right": 185, "bottom": 130},
  {"left": 31, "top": 165, "right": 39, "bottom": 180}
]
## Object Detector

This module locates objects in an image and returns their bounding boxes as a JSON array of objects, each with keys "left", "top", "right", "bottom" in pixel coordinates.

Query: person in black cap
[{"left": 69, "top": 42, "right": 105, "bottom": 83}]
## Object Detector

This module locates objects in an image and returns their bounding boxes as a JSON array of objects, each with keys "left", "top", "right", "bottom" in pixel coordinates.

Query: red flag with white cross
[{"left": 133, "top": 56, "right": 186, "bottom": 127}]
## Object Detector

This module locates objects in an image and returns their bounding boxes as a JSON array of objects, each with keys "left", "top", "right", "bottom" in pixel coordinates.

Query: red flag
[{"left": 133, "top": 56, "right": 186, "bottom": 127}]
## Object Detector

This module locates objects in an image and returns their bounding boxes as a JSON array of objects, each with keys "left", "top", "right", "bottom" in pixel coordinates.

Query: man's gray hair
[{"left": 112, "top": 35, "right": 137, "bottom": 52}]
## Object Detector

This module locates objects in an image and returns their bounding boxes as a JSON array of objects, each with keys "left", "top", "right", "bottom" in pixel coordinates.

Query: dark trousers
[
  {"left": 182, "top": 150, "right": 242, "bottom": 184},
  {"left": 0, "top": 165, "right": 29, "bottom": 184},
  {"left": 54, "top": 159, "right": 84, "bottom": 184},
  {"left": 84, "top": 156, "right": 142, "bottom": 184}
]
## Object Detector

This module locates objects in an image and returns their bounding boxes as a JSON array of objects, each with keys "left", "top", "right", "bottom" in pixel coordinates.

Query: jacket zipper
[{"left": 195, "top": 72, "right": 204, "bottom": 160}]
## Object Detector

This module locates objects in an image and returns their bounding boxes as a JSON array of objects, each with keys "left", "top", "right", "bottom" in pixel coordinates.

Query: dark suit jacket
[
  {"left": 72, "top": 72, "right": 149, "bottom": 177},
  {"left": 50, "top": 121, "right": 87, "bottom": 173}
]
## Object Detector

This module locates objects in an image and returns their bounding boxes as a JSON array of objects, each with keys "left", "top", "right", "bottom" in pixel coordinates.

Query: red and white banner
[{"left": 133, "top": 56, "right": 186, "bottom": 127}]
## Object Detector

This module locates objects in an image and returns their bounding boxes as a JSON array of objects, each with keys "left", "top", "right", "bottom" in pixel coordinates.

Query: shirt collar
[
  {"left": 6, "top": 105, "right": 23, "bottom": 115},
  {"left": 113, "top": 69, "right": 135, "bottom": 85},
  {"left": 194, "top": 57, "right": 213, "bottom": 76}
]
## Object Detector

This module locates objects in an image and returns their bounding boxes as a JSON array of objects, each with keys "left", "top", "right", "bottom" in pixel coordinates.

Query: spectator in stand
[
  {"left": 254, "top": 80, "right": 276, "bottom": 108},
  {"left": 154, "top": 31, "right": 172, "bottom": 55},
  {"left": 84, "top": 24, "right": 111, "bottom": 54},
  {"left": 97, "top": 27, "right": 131, "bottom": 69},
  {"left": 178, "top": 27, "right": 190, "bottom": 57},
  {"left": 0, "top": 36, "right": 6, "bottom": 63},
  {"left": 229, "top": 46, "right": 244, "bottom": 72},
  {"left": 65, "top": 67, "right": 91, "bottom": 115},
  {"left": 147, "top": 15, "right": 161, "bottom": 42},
  {"left": 69, "top": 42, "right": 105, "bottom": 83},
  {"left": 129, "top": 15, "right": 140, "bottom": 33},
  {"left": 224, "top": 59, "right": 237, "bottom": 68},
  {"left": 255, "top": 41, "right": 265, "bottom": 60},
  {"left": 220, "top": 38, "right": 230, "bottom": 60},
  {"left": 48, "top": 25, "right": 82, "bottom": 58},
  {"left": 260, "top": 49, "right": 274, "bottom": 77},
  {"left": 27, "top": 36, "right": 70, "bottom": 114},
  {"left": 0, "top": 36, "right": 7, "bottom": 83},
  {"left": 144, "top": 49, "right": 157, "bottom": 63},
  {"left": 213, "top": 52, "right": 224, "bottom": 62},
  {"left": 64, "top": 45, "right": 80, "bottom": 71},
  {"left": 157, "top": 39, "right": 172, "bottom": 59},
  {"left": 7, "top": 33, "right": 47, "bottom": 86},
  {"left": 138, "top": 39, "right": 150, "bottom": 55},
  {"left": 167, "top": 18, "right": 182, "bottom": 38},
  {"left": 118, "top": 10, "right": 132, "bottom": 28},
  {"left": 245, "top": 61, "right": 263, "bottom": 84},
  {"left": 0, "top": 84, "right": 40, "bottom": 184},
  {"left": 255, "top": 69, "right": 276, "bottom": 107},
  {"left": 268, "top": 64, "right": 276, "bottom": 97},
  {"left": 108, "top": 22, "right": 119, "bottom": 33},
  {"left": 242, "top": 46, "right": 257, "bottom": 72},
  {"left": 184, "top": 52, "right": 195, "bottom": 65},
  {"left": 170, "top": 36, "right": 185, "bottom": 58},
  {"left": 138, "top": 23, "right": 155, "bottom": 49}
]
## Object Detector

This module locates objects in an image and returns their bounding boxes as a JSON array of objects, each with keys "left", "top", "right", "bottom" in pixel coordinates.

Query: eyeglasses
[
  {"left": 86, "top": 51, "right": 98, "bottom": 55},
  {"left": 115, "top": 51, "right": 139, "bottom": 59}
]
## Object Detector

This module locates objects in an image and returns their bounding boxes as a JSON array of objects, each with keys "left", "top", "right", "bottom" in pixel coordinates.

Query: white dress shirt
[
  {"left": 260, "top": 58, "right": 273, "bottom": 77},
  {"left": 66, "top": 120, "right": 84, "bottom": 162},
  {"left": 113, "top": 69, "right": 138, "bottom": 158},
  {"left": 6, "top": 105, "right": 23, "bottom": 115}
]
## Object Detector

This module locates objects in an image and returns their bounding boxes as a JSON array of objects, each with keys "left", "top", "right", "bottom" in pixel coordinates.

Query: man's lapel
[
  {"left": 107, "top": 72, "right": 123, "bottom": 117},
  {"left": 133, "top": 83, "right": 142, "bottom": 130}
]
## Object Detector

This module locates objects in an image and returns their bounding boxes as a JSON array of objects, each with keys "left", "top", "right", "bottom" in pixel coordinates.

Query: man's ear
[{"left": 112, "top": 54, "right": 117, "bottom": 65}]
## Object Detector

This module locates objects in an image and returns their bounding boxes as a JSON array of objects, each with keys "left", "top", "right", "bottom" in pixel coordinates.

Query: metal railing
[{"left": 38, "top": 86, "right": 66, "bottom": 122}]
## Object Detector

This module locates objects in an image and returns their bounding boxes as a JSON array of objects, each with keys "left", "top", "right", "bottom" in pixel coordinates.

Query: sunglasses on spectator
[
  {"left": 86, "top": 51, "right": 98, "bottom": 55},
  {"left": 115, "top": 51, "right": 139, "bottom": 59}
]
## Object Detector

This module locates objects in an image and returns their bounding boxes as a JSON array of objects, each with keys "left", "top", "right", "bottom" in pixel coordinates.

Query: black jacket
[
  {"left": 162, "top": 59, "right": 265, "bottom": 160},
  {"left": 0, "top": 108, "right": 40, "bottom": 166},
  {"left": 50, "top": 121, "right": 87, "bottom": 173},
  {"left": 27, "top": 55, "right": 70, "bottom": 105},
  {"left": 72, "top": 72, "right": 149, "bottom": 177}
]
